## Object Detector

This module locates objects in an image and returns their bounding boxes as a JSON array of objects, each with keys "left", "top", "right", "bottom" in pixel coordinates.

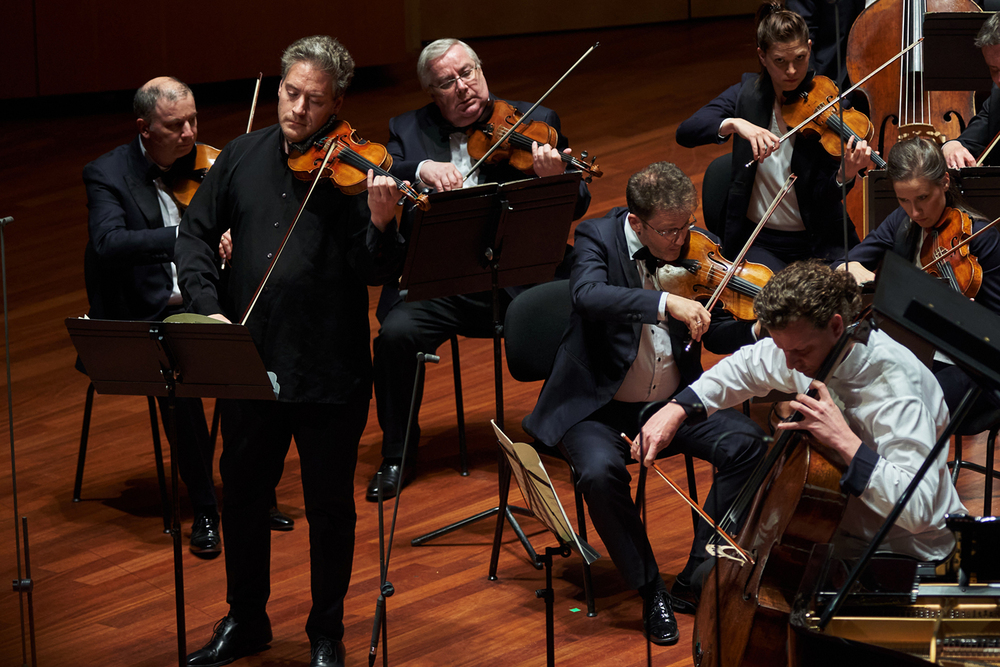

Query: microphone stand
[
  {"left": 369, "top": 351, "right": 439, "bottom": 666},
  {"left": 3, "top": 214, "right": 37, "bottom": 667}
]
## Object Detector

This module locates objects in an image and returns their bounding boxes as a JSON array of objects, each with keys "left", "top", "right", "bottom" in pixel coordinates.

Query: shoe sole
[{"left": 646, "top": 631, "right": 680, "bottom": 647}]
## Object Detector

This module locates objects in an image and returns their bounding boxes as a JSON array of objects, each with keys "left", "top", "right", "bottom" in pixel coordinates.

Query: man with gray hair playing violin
[
  {"left": 177, "top": 35, "right": 406, "bottom": 667},
  {"left": 523, "top": 161, "right": 766, "bottom": 646},
  {"left": 367, "top": 37, "right": 592, "bottom": 501}
]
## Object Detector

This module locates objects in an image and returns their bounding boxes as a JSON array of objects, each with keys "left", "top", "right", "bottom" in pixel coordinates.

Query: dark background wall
[{"left": 0, "top": 0, "right": 757, "bottom": 100}]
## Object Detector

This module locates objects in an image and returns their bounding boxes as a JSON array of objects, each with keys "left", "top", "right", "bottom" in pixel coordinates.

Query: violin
[
  {"left": 287, "top": 119, "right": 430, "bottom": 210},
  {"left": 466, "top": 99, "right": 603, "bottom": 182},
  {"left": 172, "top": 144, "right": 221, "bottom": 208},
  {"left": 919, "top": 207, "right": 982, "bottom": 298},
  {"left": 653, "top": 229, "right": 772, "bottom": 321},
  {"left": 781, "top": 75, "right": 886, "bottom": 169}
]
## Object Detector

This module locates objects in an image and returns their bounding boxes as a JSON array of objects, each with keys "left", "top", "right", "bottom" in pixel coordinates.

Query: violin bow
[
  {"left": 222, "top": 73, "right": 264, "bottom": 272},
  {"left": 462, "top": 42, "right": 600, "bottom": 183},
  {"left": 743, "top": 37, "right": 924, "bottom": 168},
  {"left": 679, "top": 174, "right": 796, "bottom": 353},
  {"left": 246, "top": 72, "right": 263, "bottom": 134},
  {"left": 620, "top": 433, "right": 754, "bottom": 566},
  {"left": 976, "top": 129, "right": 1000, "bottom": 167},
  {"left": 919, "top": 213, "right": 1000, "bottom": 272},
  {"left": 239, "top": 141, "right": 339, "bottom": 326},
  {"left": 703, "top": 174, "right": 796, "bottom": 312}
]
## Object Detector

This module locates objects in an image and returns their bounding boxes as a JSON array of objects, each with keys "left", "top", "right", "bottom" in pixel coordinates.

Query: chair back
[
  {"left": 504, "top": 280, "right": 571, "bottom": 382},
  {"left": 702, "top": 152, "right": 732, "bottom": 240}
]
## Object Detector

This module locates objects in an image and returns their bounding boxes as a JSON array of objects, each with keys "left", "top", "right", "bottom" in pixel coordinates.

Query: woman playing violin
[
  {"left": 676, "top": 2, "right": 871, "bottom": 271},
  {"left": 838, "top": 136, "right": 1000, "bottom": 419}
]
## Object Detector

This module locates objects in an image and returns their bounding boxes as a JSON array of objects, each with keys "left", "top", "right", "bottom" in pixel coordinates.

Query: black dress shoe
[
  {"left": 310, "top": 638, "right": 346, "bottom": 667},
  {"left": 187, "top": 615, "right": 272, "bottom": 666},
  {"left": 190, "top": 513, "right": 222, "bottom": 558},
  {"left": 669, "top": 578, "right": 698, "bottom": 615},
  {"left": 643, "top": 589, "right": 679, "bottom": 646},
  {"left": 269, "top": 506, "right": 295, "bottom": 531},
  {"left": 365, "top": 459, "right": 415, "bottom": 502}
]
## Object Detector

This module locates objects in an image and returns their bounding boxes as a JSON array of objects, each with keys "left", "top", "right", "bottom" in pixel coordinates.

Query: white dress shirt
[
  {"left": 686, "top": 329, "right": 966, "bottom": 561},
  {"left": 613, "top": 218, "right": 682, "bottom": 402}
]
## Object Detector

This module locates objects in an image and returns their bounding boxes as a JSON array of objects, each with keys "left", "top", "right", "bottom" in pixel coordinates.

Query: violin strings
[
  {"left": 497, "top": 127, "right": 589, "bottom": 171},
  {"left": 331, "top": 140, "right": 420, "bottom": 199}
]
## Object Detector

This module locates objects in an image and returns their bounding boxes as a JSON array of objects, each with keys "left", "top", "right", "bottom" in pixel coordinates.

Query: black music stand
[
  {"left": 924, "top": 12, "right": 992, "bottom": 92},
  {"left": 402, "top": 172, "right": 582, "bottom": 581},
  {"left": 491, "top": 421, "right": 600, "bottom": 667},
  {"left": 816, "top": 252, "right": 1000, "bottom": 629},
  {"left": 865, "top": 167, "right": 1000, "bottom": 229},
  {"left": 65, "top": 317, "right": 275, "bottom": 667}
]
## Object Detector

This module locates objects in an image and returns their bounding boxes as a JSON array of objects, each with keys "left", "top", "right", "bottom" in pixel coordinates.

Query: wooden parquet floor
[{"left": 0, "top": 16, "right": 994, "bottom": 667}]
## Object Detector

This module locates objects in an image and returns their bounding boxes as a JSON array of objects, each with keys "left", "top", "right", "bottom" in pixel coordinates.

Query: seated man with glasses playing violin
[
  {"left": 367, "top": 37, "right": 592, "bottom": 501},
  {"left": 524, "top": 162, "right": 766, "bottom": 646}
]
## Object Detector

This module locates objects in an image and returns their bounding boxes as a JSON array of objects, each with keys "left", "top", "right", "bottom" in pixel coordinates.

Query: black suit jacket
[
  {"left": 523, "top": 207, "right": 756, "bottom": 446},
  {"left": 378, "top": 98, "right": 591, "bottom": 318},
  {"left": 957, "top": 85, "right": 1000, "bottom": 166},
  {"left": 676, "top": 72, "right": 859, "bottom": 259},
  {"left": 83, "top": 136, "right": 180, "bottom": 321},
  {"left": 387, "top": 97, "right": 590, "bottom": 215}
]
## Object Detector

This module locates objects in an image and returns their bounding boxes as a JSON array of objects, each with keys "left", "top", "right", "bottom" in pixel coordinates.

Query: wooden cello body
[{"left": 692, "top": 436, "right": 848, "bottom": 667}]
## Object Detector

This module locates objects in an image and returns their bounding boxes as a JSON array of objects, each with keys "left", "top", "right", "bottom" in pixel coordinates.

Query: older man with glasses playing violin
[
  {"left": 367, "top": 37, "right": 592, "bottom": 501},
  {"left": 523, "top": 161, "right": 766, "bottom": 647}
]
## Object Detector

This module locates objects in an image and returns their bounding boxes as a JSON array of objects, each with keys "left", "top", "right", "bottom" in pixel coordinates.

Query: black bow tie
[
  {"left": 438, "top": 121, "right": 473, "bottom": 141},
  {"left": 146, "top": 163, "right": 168, "bottom": 184},
  {"left": 632, "top": 246, "right": 665, "bottom": 272}
]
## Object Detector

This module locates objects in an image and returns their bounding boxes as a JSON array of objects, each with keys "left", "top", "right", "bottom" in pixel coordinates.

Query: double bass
[
  {"left": 692, "top": 317, "right": 874, "bottom": 667},
  {"left": 846, "top": 0, "right": 980, "bottom": 235}
]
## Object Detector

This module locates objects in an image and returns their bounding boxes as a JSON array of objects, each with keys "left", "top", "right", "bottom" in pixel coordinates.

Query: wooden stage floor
[{"left": 0, "top": 16, "right": 994, "bottom": 667}]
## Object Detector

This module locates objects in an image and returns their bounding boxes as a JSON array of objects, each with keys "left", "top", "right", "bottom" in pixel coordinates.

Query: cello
[{"left": 692, "top": 317, "right": 874, "bottom": 667}]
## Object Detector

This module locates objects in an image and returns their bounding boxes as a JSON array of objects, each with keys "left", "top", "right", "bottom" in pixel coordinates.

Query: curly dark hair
[
  {"left": 625, "top": 162, "right": 697, "bottom": 221},
  {"left": 754, "top": 260, "right": 861, "bottom": 330}
]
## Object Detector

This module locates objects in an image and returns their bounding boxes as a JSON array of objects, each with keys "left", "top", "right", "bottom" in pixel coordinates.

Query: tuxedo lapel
[
  {"left": 418, "top": 105, "right": 454, "bottom": 164},
  {"left": 613, "top": 212, "right": 642, "bottom": 290},
  {"left": 126, "top": 137, "right": 165, "bottom": 229}
]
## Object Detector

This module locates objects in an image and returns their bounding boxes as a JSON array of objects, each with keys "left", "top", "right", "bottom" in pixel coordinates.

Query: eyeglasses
[
  {"left": 431, "top": 65, "right": 480, "bottom": 91},
  {"left": 642, "top": 217, "right": 696, "bottom": 240}
]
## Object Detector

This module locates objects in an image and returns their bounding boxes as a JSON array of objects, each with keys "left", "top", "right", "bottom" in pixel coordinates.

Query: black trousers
[
  {"left": 561, "top": 400, "right": 766, "bottom": 590},
  {"left": 219, "top": 399, "right": 367, "bottom": 643},
  {"left": 372, "top": 291, "right": 510, "bottom": 459},
  {"left": 154, "top": 395, "right": 216, "bottom": 514}
]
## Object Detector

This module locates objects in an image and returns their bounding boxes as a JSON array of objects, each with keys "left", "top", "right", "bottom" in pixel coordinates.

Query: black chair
[
  {"left": 950, "top": 407, "right": 1000, "bottom": 516},
  {"left": 73, "top": 380, "right": 172, "bottom": 531},
  {"left": 504, "top": 280, "right": 701, "bottom": 617},
  {"left": 701, "top": 153, "right": 732, "bottom": 241},
  {"left": 73, "top": 243, "right": 173, "bottom": 529}
]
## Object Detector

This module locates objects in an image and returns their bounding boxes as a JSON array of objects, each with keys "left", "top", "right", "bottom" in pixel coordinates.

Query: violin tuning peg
[{"left": 581, "top": 151, "right": 589, "bottom": 159}]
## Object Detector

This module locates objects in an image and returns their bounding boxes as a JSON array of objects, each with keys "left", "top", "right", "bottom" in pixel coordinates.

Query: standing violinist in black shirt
[{"left": 177, "top": 35, "right": 406, "bottom": 667}]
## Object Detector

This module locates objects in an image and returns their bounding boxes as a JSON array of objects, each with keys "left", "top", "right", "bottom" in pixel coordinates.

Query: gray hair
[
  {"left": 280, "top": 35, "right": 355, "bottom": 97},
  {"left": 975, "top": 12, "right": 1000, "bottom": 48},
  {"left": 416, "top": 38, "right": 482, "bottom": 90},
  {"left": 625, "top": 162, "right": 698, "bottom": 221},
  {"left": 133, "top": 77, "right": 192, "bottom": 123}
]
